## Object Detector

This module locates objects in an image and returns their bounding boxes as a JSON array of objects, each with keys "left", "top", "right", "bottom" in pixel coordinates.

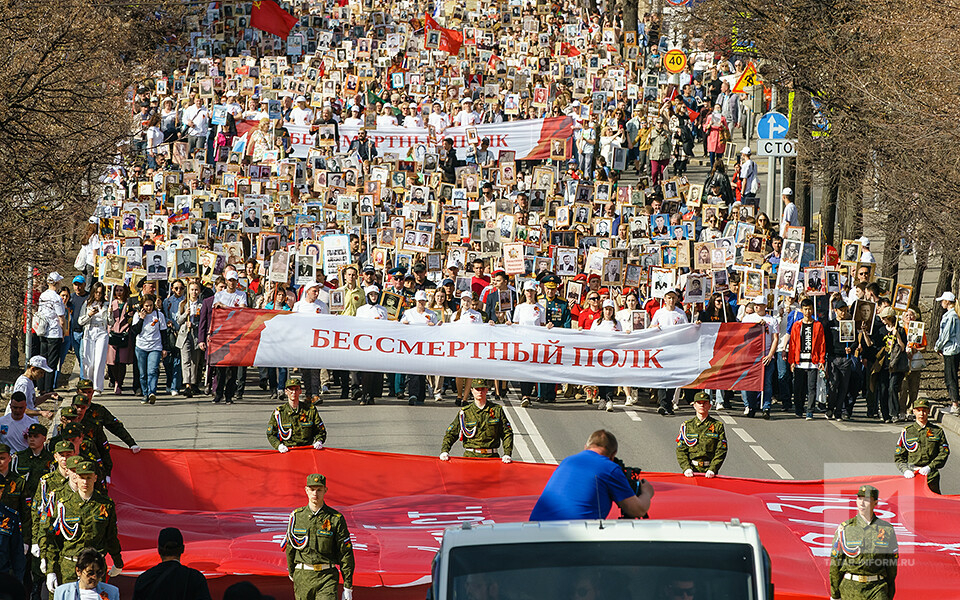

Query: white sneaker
[
  {"left": 624, "top": 398, "right": 637, "bottom": 406},
  {"left": 605, "top": 400, "right": 613, "bottom": 412},
  {"left": 952, "top": 405, "right": 958, "bottom": 414},
  {"left": 434, "top": 394, "right": 443, "bottom": 402},
  {"left": 716, "top": 402, "right": 725, "bottom": 410},
  {"left": 743, "top": 407, "right": 750, "bottom": 416}
]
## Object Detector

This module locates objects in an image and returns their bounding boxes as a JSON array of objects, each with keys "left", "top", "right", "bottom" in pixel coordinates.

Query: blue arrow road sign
[{"left": 756, "top": 111, "right": 789, "bottom": 140}]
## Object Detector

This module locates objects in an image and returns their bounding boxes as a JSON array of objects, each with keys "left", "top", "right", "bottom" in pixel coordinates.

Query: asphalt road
[{"left": 84, "top": 372, "right": 960, "bottom": 495}]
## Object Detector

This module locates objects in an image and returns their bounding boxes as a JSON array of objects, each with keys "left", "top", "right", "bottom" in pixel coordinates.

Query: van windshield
[{"left": 447, "top": 540, "right": 755, "bottom": 600}]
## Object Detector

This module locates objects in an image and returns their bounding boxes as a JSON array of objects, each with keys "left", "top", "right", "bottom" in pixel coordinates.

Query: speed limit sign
[{"left": 663, "top": 49, "right": 687, "bottom": 74}]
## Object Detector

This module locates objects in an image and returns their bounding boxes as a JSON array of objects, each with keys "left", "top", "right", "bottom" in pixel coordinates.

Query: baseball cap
[
  {"left": 936, "top": 291, "right": 956, "bottom": 303},
  {"left": 364, "top": 285, "right": 380, "bottom": 295},
  {"left": 27, "top": 423, "right": 48, "bottom": 436},
  {"left": 224, "top": 271, "right": 239, "bottom": 280},
  {"left": 857, "top": 485, "right": 879, "bottom": 500},
  {"left": 361, "top": 264, "right": 376, "bottom": 273},
  {"left": 414, "top": 290, "right": 428, "bottom": 301},
  {"left": 523, "top": 280, "right": 538, "bottom": 291},
  {"left": 856, "top": 236, "right": 870, "bottom": 246},
  {"left": 306, "top": 473, "right": 326, "bottom": 487},
  {"left": 53, "top": 440, "right": 74, "bottom": 454},
  {"left": 602, "top": 299, "right": 615, "bottom": 309},
  {"left": 471, "top": 379, "right": 490, "bottom": 389},
  {"left": 72, "top": 275, "right": 86, "bottom": 285},
  {"left": 460, "top": 291, "right": 473, "bottom": 300},
  {"left": 741, "top": 146, "right": 752, "bottom": 155},
  {"left": 302, "top": 280, "right": 321, "bottom": 291},
  {"left": 158, "top": 527, "right": 185, "bottom": 551},
  {"left": 440, "top": 278, "right": 454, "bottom": 287},
  {"left": 781, "top": 187, "right": 793, "bottom": 196},
  {"left": 753, "top": 296, "right": 768, "bottom": 306},
  {"left": 295, "top": 95, "right": 307, "bottom": 102},
  {"left": 693, "top": 392, "right": 711, "bottom": 403},
  {"left": 412, "top": 262, "right": 427, "bottom": 273},
  {"left": 28, "top": 356, "right": 53, "bottom": 372},
  {"left": 47, "top": 271, "right": 63, "bottom": 282},
  {"left": 878, "top": 306, "right": 896, "bottom": 320},
  {"left": 226, "top": 90, "right": 238, "bottom": 97}
]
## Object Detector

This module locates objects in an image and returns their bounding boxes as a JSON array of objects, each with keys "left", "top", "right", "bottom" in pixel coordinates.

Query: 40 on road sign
[
  {"left": 756, "top": 138, "right": 798, "bottom": 157},
  {"left": 663, "top": 50, "right": 687, "bottom": 74}
]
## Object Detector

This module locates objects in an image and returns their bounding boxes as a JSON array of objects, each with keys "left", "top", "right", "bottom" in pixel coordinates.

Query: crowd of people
[{"left": 1, "top": 0, "right": 955, "bottom": 598}]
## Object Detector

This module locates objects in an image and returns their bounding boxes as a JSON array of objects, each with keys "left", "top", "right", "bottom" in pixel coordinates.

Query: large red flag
[
  {"left": 251, "top": 0, "right": 298, "bottom": 40},
  {"left": 424, "top": 13, "right": 463, "bottom": 55}
]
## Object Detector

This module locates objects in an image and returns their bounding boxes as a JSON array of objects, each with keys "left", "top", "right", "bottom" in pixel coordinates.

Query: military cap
[
  {"left": 306, "top": 473, "right": 326, "bottom": 487},
  {"left": 76, "top": 378, "right": 94, "bottom": 391},
  {"left": 61, "top": 423, "right": 84, "bottom": 438},
  {"left": 27, "top": 423, "right": 48, "bottom": 436},
  {"left": 286, "top": 377, "right": 302, "bottom": 389},
  {"left": 72, "top": 393, "right": 91, "bottom": 407},
  {"left": 73, "top": 461, "right": 97, "bottom": 476},
  {"left": 64, "top": 455, "right": 84, "bottom": 470},
  {"left": 61, "top": 406, "right": 80, "bottom": 419},
  {"left": 53, "top": 440, "right": 75, "bottom": 454},
  {"left": 857, "top": 485, "right": 879, "bottom": 500},
  {"left": 388, "top": 266, "right": 407, "bottom": 277},
  {"left": 693, "top": 392, "right": 711, "bottom": 403},
  {"left": 541, "top": 274, "right": 560, "bottom": 288},
  {"left": 0, "top": 443, "right": 9, "bottom": 455},
  {"left": 471, "top": 379, "right": 490, "bottom": 389},
  {"left": 914, "top": 399, "right": 930, "bottom": 410}
]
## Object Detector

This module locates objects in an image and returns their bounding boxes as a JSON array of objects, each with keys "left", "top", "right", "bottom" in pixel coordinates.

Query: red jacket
[{"left": 787, "top": 319, "right": 826, "bottom": 366}]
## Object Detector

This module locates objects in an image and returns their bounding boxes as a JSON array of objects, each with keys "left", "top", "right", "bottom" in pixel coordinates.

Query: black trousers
[
  {"left": 792, "top": 368, "right": 818, "bottom": 416},
  {"left": 827, "top": 356, "right": 852, "bottom": 416},
  {"left": 360, "top": 372, "right": 383, "bottom": 399},
  {"left": 518, "top": 381, "right": 537, "bottom": 397},
  {"left": 38, "top": 336, "right": 62, "bottom": 392},
  {"left": 214, "top": 366, "right": 237, "bottom": 401},
  {"left": 944, "top": 353, "right": 960, "bottom": 405},
  {"left": 407, "top": 374, "right": 426, "bottom": 402},
  {"left": 657, "top": 388, "right": 675, "bottom": 411}
]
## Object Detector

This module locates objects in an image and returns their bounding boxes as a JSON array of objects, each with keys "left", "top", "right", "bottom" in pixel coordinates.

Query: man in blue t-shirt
[{"left": 529, "top": 430, "right": 654, "bottom": 521}]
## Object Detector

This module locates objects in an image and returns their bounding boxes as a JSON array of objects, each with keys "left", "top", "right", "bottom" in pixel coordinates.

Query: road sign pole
[{"left": 766, "top": 157, "right": 776, "bottom": 218}]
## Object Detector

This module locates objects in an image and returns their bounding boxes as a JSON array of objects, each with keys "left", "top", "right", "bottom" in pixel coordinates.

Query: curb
[{"left": 933, "top": 403, "right": 960, "bottom": 437}]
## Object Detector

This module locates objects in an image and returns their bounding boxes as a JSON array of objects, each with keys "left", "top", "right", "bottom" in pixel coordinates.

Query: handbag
[
  {"left": 31, "top": 313, "right": 48, "bottom": 336},
  {"left": 109, "top": 331, "right": 129, "bottom": 347},
  {"left": 719, "top": 125, "right": 731, "bottom": 143}
]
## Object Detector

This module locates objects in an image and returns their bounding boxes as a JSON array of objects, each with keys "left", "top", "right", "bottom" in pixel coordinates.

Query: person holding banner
[
  {"left": 829, "top": 485, "right": 898, "bottom": 600},
  {"left": 512, "top": 281, "right": 546, "bottom": 408},
  {"left": 266, "top": 378, "right": 326, "bottom": 453},
  {"left": 677, "top": 392, "right": 727, "bottom": 478},
  {"left": 400, "top": 291, "right": 440, "bottom": 405},
  {"left": 652, "top": 290, "right": 689, "bottom": 416},
  {"left": 440, "top": 379, "right": 513, "bottom": 463},
  {"left": 354, "top": 286, "right": 389, "bottom": 406},
  {"left": 292, "top": 281, "right": 329, "bottom": 405},
  {"left": 538, "top": 274, "right": 571, "bottom": 404}
]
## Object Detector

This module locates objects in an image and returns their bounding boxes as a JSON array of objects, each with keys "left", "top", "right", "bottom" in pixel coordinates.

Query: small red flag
[
  {"left": 251, "top": 0, "right": 298, "bottom": 40},
  {"left": 424, "top": 13, "right": 463, "bottom": 55},
  {"left": 556, "top": 42, "right": 581, "bottom": 57}
]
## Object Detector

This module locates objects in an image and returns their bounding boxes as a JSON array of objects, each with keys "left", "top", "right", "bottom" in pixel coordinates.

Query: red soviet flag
[
  {"left": 251, "top": 0, "right": 298, "bottom": 40},
  {"left": 424, "top": 13, "right": 463, "bottom": 55}
]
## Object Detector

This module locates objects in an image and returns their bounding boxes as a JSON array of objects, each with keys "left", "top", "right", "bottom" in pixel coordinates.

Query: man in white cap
[
  {"left": 354, "top": 286, "right": 388, "bottom": 405},
  {"left": 5, "top": 358, "right": 56, "bottom": 419},
  {"left": 740, "top": 298, "right": 779, "bottom": 419},
  {"left": 287, "top": 95, "right": 313, "bottom": 126},
  {"left": 343, "top": 105, "right": 364, "bottom": 127},
  {"left": 402, "top": 103, "right": 422, "bottom": 128},
  {"left": 779, "top": 187, "right": 799, "bottom": 237},
  {"left": 293, "top": 281, "right": 330, "bottom": 405},
  {"left": 400, "top": 291, "right": 439, "bottom": 405},
  {"left": 36, "top": 272, "right": 67, "bottom": 393},
  {"left": 739, "top": 146, "right": 758, "bottom": 207},
  {"left": 454, "top": 97, "right": 479, "bottom": 127},
  {"left": 224, "top": 90, "right": 243, "bottom": 117},
  {"left": 857, "top": 236, "right": 875, "bottom": 263},
  {"left": 935, "top": 291, "right": 960, "bottom": 414}
]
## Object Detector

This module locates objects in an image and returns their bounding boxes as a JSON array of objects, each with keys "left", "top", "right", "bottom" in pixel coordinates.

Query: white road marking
[
  {"left": 750, "top": 445, "right": 774, "bottom": 461},
  {"left": 768, "top": 463, "right": 794, "bottom": 479},
  {"left": 625, "top": 410, "right": 643, "bottom": 421},
  {"left": 718, "top": 414, "right": 738, "bottom": 425},
  {"left": 732, "top": 428, "right": 755, "bottom": 443},
  {"left": 509, "top": 428, "right": 537, "bottom": 463},
  {"left": 503, "top": 401, "right": 557, "bottom": 464},
  {"left": 829, "top": 420, "right": 902, "bottom": 433}
]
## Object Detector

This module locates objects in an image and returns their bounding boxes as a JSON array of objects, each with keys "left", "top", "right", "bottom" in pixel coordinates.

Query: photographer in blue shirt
[{"left": 529, "top": 430, "right": 654, "bottom": 521}]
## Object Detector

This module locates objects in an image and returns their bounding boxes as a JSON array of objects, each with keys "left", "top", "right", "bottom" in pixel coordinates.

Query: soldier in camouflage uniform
[
  {"left": 33, "top": 444, "right": 78, "bottom": 585},
  {"left": 284, "top": 473, "right": 355, "bottom": 600},
  {"left": 47, "top": 423, "right": 104, "bottom": 488},
  {"left": 895, "top": 398, "right": 949, "bottom": 494},
  {"left": 0, "top": 443, "right": 31, "bottom": 555},
  {"left": 676, "top": 392, "right": 728, "bottom": 477},
  {"left": 12, "top": 423, "right": 54, "bottom": 499},
  {"left": 40, "top": 460, "right": 122, "bottom": 592},
  {"left": 440, "top": 379, "right": 514, "bottom": 463},
  {"left": 75, "top": 380, "right": 141, "bottom": 479},
  {"left": 829, "top": 485, "right": 897, "bottom": 600},
  {"left": 267, "top": 378, "right": 327, "bottom": 453}
]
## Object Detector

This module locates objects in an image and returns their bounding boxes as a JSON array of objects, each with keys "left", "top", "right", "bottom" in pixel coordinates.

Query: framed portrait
[
  {"left": 693, "top": 242, "right": 714, "bottom": 271},
  {"left": 550, "top": 138, "right": 567, "bottom": 161},
  {"left": 776, "top": 266, "right": 798, "bottom": 297},
  {"left": 853, "top": 299, "right": 877, "bottom": 335},
  {"left": 556, "top": 247, "right": 579, "bottom": 277},
  {"left": 804, "top": 267, "right": 826, "bottom": 296},
  {"left": 685, "top": 274, "right": 708, "bottom": 305},
  {"left": 781, "top": 239, "right": 803, "bottom": 266},
  {"left": 175, "top": 248, "right": 199, "bottom": 278},
  {"left": 649, "top": 268, "right": 676, "bottom": 299},
  {"left": 712, "top": 268, "right": 729, "bottom": 293},
  {"left": 893, "top": 284, "right": 913, "bottom": 310},
  {"left": 566, "top": 280, "right": 584, "bottom": 305},
  {"left": 601, "top": 257, "right": 623, "bottom": 286},
  {"left": 269, "top": 250, "right": 290, "bottom": 282},
  {"left": 907, "top": 320, "right": 925, "bottom": 346},
  {"left": 839, "top": 320, "right": 856, "bottom": 343},
  {"left": 743, "top": 234, "right": 766, "bottom": 264},
  {"left": 624, "top": 263, "right": 643, "bottom": 287},
  {"left": 145, "top": 250, "right": 168, "bottom": 281},
  {"left": 875, "top": 276, "right": 894, "bottom": 297},
  {"left": 296, "top": 254, "right": 316, "bottom": 285},
  {"left": 840, "top": 239, "right": 862, "bottom": 264},
  {"left": 784, "top": 225, "right": 805, "bottom": 242},
  {"left": 826, "top": 269, "right": 842, "bottom": 293},
  {"left": 381, "top": 290, "right": 403, "bottom": 320}
]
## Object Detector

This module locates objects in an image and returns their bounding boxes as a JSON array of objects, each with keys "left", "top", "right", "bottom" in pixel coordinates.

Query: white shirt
[
  {"left": 615, "top": 308, "right": 637, "bottom": 332},
  {"left": 591, "top": 319, "right": 621, "bottom": 332},
  {"left": 0, "top": 413, "right": 37, "bottom": 452},
  {"left": 7, "top": 375, "right": 36, "bottom": 414},
  {"left": 453, "top": 309, "right": 484, "bottom": 324},
  {"left": 376, "top": 114, "right": 398, "bottom": 128},
  {"left": 779, "top": 202, "right": 799, "bottom": 236},
  {"left": 427, "top": 112, "right": 449, "bottom": 132},
  {"left": 860, "top": 247, "right": 876, "bottom": 264},
  {"left": 650, "top": 306, "right": 689, "bottom": 328},
  {"left": 355, "top": 304, "right": 388, "bottom": 320},
  {"left": 454, "top": 110, "right": 479, "bottom": 127},
  {"left": 401, "top": 308, "right": 438, "bottom": 324},
  {"left": 133, "top": 310, "right": 167, "bottom": 352},
  {"left": 214, "top": 289, "right": 248, "bottom": 308},
  {"left": 288, "top": 106, "right": 314, "bottom": 126},
  {"left": 293, "top": 298, "right": 330, "bottom": 314},
  {"left": 512, "top": 303, "right": 545, "bottom": 326},
  {"left": 38, "top": 289, "right": 66, "bottom": 338},
  {"left": 742, "top": 312, "right": 778, "bottom": 353},
  {"left": 402, "top": 114, "right": 423, "bottom": 128},
  {"left": 182, "top": 105, "right": 209, "bottom": 136},
  {"left": 342, "top": 116, "right": 364, "bottom": 127},
  {"left": 225, "top": 101, "right": 243, "bottom": 117}
]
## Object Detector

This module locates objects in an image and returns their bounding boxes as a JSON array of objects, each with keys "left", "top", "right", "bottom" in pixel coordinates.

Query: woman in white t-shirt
[
  {"left": 510, "top": 281, "right": 546, "bottom": 406},
  {"left": 591, "top": 300, "right": 623, "bottom": 412},
  {"left": 131, "top": 294, "right": 168, "bottom": 405},
  {"left": 400, "top": 290, "right": 439, "bottom": 405},
  {"left": 450, "top": 291, "right": 486, "bottom": 405}
]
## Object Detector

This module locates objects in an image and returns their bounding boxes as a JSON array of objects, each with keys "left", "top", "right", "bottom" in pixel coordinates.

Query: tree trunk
[
  {"left": 821, "top": 170, "right": 839, "bottom": 248},
  {"left": 881, "top": 224, "right": 900, "bottom": 281},
  {"left": 623, "top": 0, "right": 639, "bottom": 34},
  {"left": 910, "top": 240, "right": 929, "bottom": 312}
]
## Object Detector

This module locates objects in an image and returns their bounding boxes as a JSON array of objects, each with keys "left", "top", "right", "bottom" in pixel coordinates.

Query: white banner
[
  {"left": 283, "top": 116, "right": 575, "bottom": 160},
  {"left": 208, "top": 310, "right": 764, "bottom": 390}
]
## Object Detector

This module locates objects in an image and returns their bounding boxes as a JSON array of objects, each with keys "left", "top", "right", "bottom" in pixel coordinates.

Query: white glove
[
  {"left": 40, "top": 558, "right": 46, "bottom": 572},
  {"left": 108, "top": 565, "right": 122, "bottom": 577},
  {"left": 47, "top": 573, "right": 58, "bottom": 593},
  {"left": 313, "top": 440, "right": 324, "bottom": 450},
  {"left": 684, "top": 469, "right": 694, "bottom": 478},
  {"left": 501, "top": 455, "right": 512, "bottom": 464},
  {"left": 23, "top": 543, "right": 29, "bottom": 555},
  {"left": 31, "top": 544, "right": 39, "bottom": 557},
  {"left": 705, "top": 470, "right": 716, "bottom": 478},
  {"left": 130, "top": 445, "right": 141, "bottom": 454},
  {"left": 342, "top": 588, "right": 353, "bottom": 600},
  {"left": 903, "top": 470, "right": 915, "bottom": 479},
  {"left": 918, "top": 466, "right": 932, "bottom": 476},
  {"left": 278, "top": 443, "right": 289, "bottom": 453},
  {"left": 289, "top": 574, "right": 294, "bottom": 581},
  {"left": 439, "top": 452, "right": 450, "bottom": 461},
  {"left": 106, "top": 476, "right": 112, "bottom": 485}
]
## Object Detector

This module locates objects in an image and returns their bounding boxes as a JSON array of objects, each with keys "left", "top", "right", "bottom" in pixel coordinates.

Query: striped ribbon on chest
[
  {"left": 677, "top": 423, "right": 698, "bottom": 447},
  {"left": 282, "top": 511, "right": 309, "bottom": 550},
  {"left": 54, "top": 501, "right": 80, "bottom": 541},
  {"left": 898, "top": 430, "right": 918, "bottom": 452},
  {"left": 459, "top": 410, "right": 478, "bottom": 440},
  {"left": 837, "top": 527, "right": 861, "bottom": 557}
]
